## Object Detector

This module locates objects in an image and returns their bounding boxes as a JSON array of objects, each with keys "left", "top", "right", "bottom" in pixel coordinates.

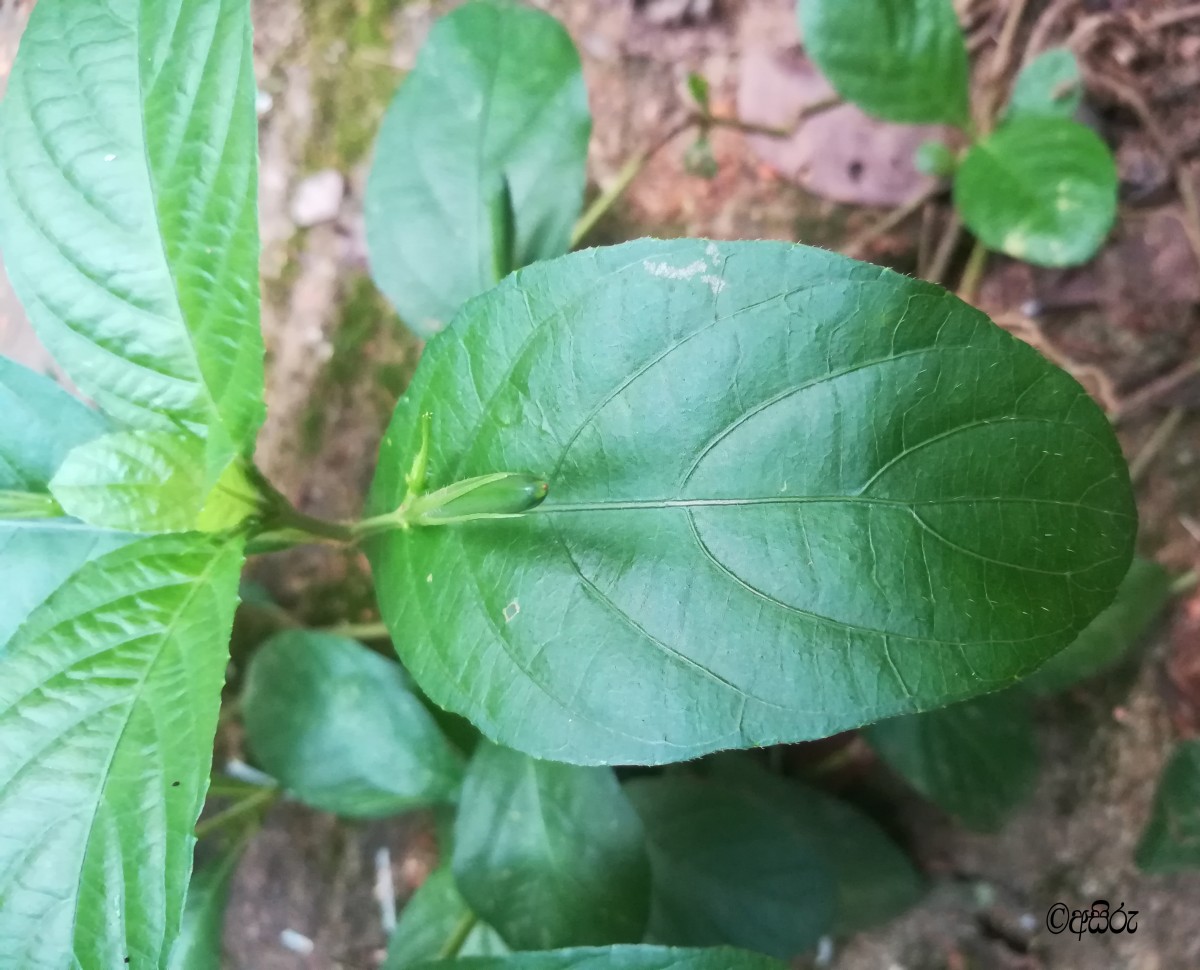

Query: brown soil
[{"left": 3, "top": 1, "right": 1200, "bottom": 967}]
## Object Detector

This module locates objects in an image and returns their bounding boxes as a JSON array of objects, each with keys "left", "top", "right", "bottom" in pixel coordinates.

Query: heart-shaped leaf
[
  {"left": 452, "top": 743, "right": 650, "bottom": 949},
  {"left": 1004, "top": 48, "right": 1083, "bottom": 121},
  {"left": 1022, "top": 557, "right": 1170, "bottom": 696},
  {"left": 0, "top": 0, "right": 265, "bottom": 480},
  {"left": 384, "top": 864, "right": 508, "bottom": 970},
  {"left": 0, "top": 533, "right": 244, "bottom": 969},
  {"left": 1137, "top": 740, "right": 1200, "bottom": 874},
  {"left": 865, "top": 689, "right": 1038, "bottom": 831},
  {"left": 365, "top": 0, "right": 590, "bottom": 336},
  {"left": 626, "top": 774, "right": 836, "bottom": 958},
  {"left": 954, "top": 117, "right": 1117, "bottom": 267},
  {"left": 798, "top": 0, "right": 970, "bottom": 126},
  {"left": 241, "top": 631, "right": 465, "bottom": 818},
  {"left": 416, "top": 946, "right": 788, "bottom": 970},
  {"left": 367, "top": 239, "right": 1135, "bottom": 766}
]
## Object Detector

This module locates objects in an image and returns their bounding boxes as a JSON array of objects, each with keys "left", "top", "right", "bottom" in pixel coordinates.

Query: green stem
[
  {"left": 1172, "top": 570, "right": 1198, "bottom": 596},
  {"left": 320, "top": 621, "right": 391, "bottom": 641},
  {"left": 195, "top": 786, "right": 279, "bottom": 840},
  {"left": 570, "top": 140, "right": 671, "bottom": 249},
  {"left": 437, "top": 912, "right": 479, "bottom": 960},
  {"left": 956, "top": 238, "right": 989, "bottom": 303}
]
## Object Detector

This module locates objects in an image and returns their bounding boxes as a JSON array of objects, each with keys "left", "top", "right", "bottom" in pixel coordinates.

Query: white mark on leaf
[
  {"left": 103, "top": 154, "right": 116, "bottom": 162},
  {"left": 701, "top": 273, "right": 726, "bottom": 295},
  {"left": 643, "top": 258, "right": 708, "bottom": 281},
  {"left": 426, "top": 573, "right": 433, "bottom": 584},
  {"left": 503, "top": 600, "right": 520, "bottom": 623}
]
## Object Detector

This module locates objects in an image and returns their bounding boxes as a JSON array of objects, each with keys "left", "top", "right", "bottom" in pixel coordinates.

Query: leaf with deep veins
[
  {"left": 368, "top": 239, "right": 1136, "bottom": 766},
  {"left": 0, "top": 534, "right": 244, "bottom": 969},
  {"left": 0, "top": 0, "right": 265, "bottom": 480}
]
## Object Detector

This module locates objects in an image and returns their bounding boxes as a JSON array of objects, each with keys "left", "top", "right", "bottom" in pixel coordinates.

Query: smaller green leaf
[
  {"left": 168, "top": 835, "right": 249, "bottom": 970},
  {"left": 452, "top": 743, "right": 650, "bottom": 950},
  {"left": 1137, "top": 740, "right": 1200, "bottom": 874},
  {"left": 914, "top": 140, "right": 956, "bottom": 178},
  {"left": 0, "top": 356, "right": 109, "bottom": 490},
  {"left": 704, "top": 757, "right": 924, "bottom": 935},
  {"left": 1005, "top": 48, "right": 1082, "bottom": 121},
  {"left": 954, "top": 117, "right": 1117, "bottom": 267},
  {"left": 384, "top": 864, "right": 508, "bottom": 970},
  {"left": 365, "top": 0, "right": 591, "bottom": 336},
  {"left": 242, "top": 631, "right": 464, "bottom": 818},
  {"left": 50, "top": 431, "right": 260, "bottom": 533},
  {"left": 865, "top": 690, "right": 1038, "bottom": 831},
  {"left": 687, "top": 73, "right": 711, "bottom": 112},
  {"left": 415, "top": 945, "right": 788, "bottom": 970},
  {"left": 627, "top": 774, "right": 834, "bottom": 958},
  {"left": 1023, "top": 557, "right": 1170, "bottom": 696},
  {"left": 798, "top": 0, "right": 971, "bottom": 126}
]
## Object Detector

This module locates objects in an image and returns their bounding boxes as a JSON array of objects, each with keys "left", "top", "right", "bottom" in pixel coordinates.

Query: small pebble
[{"left": 290, "top": 169, "right": 345, "bottom": 228}]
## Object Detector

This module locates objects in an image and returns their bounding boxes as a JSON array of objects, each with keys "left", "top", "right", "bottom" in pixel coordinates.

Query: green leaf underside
[
  {"left": 798, "top": 0, "right": 970, "bottom": 126},
  {"left": 865, "top": 689, "right": 1038, "bottom": 831},
  {"left": 241, "top": 632, "right": 464, "bottom": 818},
  {"left": 626, "top": 775, "right": 835, "bottom": 957},
  {"left": 367, "top": 239, "right": 1135, "bottom": 766},
  {"left": 1136, "top": 740, "right": 1200, "bottom": 874},
  {"left": 0, "top": 356, "right": 135, "bottom": 646},
  {"left": 384, "top": 864, "right": 508, "bottom": 970},
  {"left": 0, "top": 0, "right": 265, "bottom": 479},
  {"left": 1005, "top": 48, "right": 1082, "bottom": 121},
  {"left": 365, "top": 0, "right": 590, "bottom": 337},
  {"left": 452, "top": 744, "right": 650, "bottom": 949},
  {"left": 416, "top": 946, "right": 788, "bottom": 970},
  {"left": 0, "top": 534, "right": 244, "bottom": 969},
  {"left": 704, "top": 757, "right": 923, "bottom": 935},
  {"left": 1023, "top": 557, "right": 1170, "bottom": 696},
  {"left": 955, "top": 118, "right": 1118, "bottom": 267},
  {"left": 167, "top": 835, "right": 247, "bottom": 970}
]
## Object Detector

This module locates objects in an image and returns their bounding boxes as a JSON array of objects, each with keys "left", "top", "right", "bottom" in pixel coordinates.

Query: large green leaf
[
  {"left": 798, "top": 0, "right": 970, "bottom": 126},
  {"left": 1136, "top": 740, "right": 1200, "bottom": 874},
  {"left": 705, "top": 757, "right": 923, "bottom": 935},
  {"left": 0, "top": 0, "right": 265, "bottom": 479},
  {"left": 167, "top": 835, "right": 248, "bottom": 970},
  {"left": 1004, "top": 48, "right": 1082, "bottom": 121},
  {"left": 367, "top": 239, "right": 1136, "bottom": 766},
  {"left": 417, "top": 946, "right": 787, "bottom": 970},
  {"left": 364, "top": 0, "right": 590, "bottom": 337},
  {"left": 452, "top": 744, "right": 650, "bottom": 949},
  {"left": 954, "top": 117, "right": 1118, "bottom": 267},
  {"left": 0, "top": 533, "right": 244, "bottom": 969},
  {"left": 241, "top": 631, "right": 464, "bottom": 818},
  {"left": 0, "top": 357, "right": 132, "bottom": 645},
  {"left": 865, "top": 689, "right": 1038, "bottom": 831},
  {"left": 384, "top": 864, "right": 508, "bottom": 970},
  {"left": 626, "top": 774, "right": 835, "bottom": 958},
  {"left": 1023, "top": 557, "right": 1170, "bottom": 696}
]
